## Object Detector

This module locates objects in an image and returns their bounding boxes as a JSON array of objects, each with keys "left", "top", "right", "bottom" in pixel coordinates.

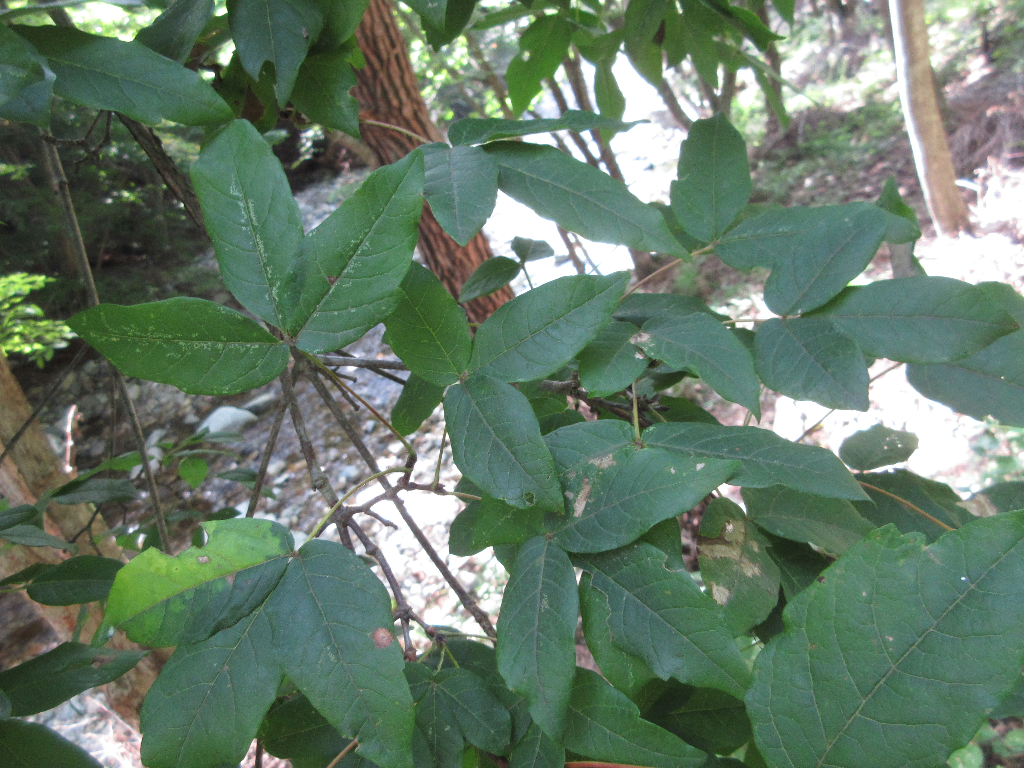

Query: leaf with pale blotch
[
  {"left": 497, "top": 537, "right": 578, "bottom": 739},
  {"left": 747, "top": 513, "right": 1024, "bottom": 768},
  {"left": 106, "top": 518, "right": 293, "bottom": 647},
  {"left": 564, "top": 669, "right": 707, "bottom": 768},
  {"left": 742, "top": 485, "right": 875, "bottom": 556},
  {"left": 575, "top": 542, "right": 751, "bottom": 697},
  {"left": 265, "top": 539, "right": 413, "bottom": 768},
  {"left": 445, "top": 374, "right": 562, "bottom": 511},
  {"left": 140, "top": 607, "right": 281, "bottom": 768},
  {"left": 697, "top": 498, "right": 781, "bottom": 634},
  {"left": 839, "top": 424, "right": 919, "bottom": 470},
  {"left": 469, "top": 273, "right": 628, "bottom": 383},
  {"left": 68, "top": 299, "right": 288, "bottom": 396},
  {"left": 643, "top": 422, "right": 868, "bottom": 500}
]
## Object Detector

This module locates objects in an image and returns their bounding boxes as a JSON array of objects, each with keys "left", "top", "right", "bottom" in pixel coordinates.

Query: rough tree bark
[
  {"left": 352, "top": 0, "right": 513, "bottom": 323},
  {"left": 890, "top": 0, "right": 971, "bottom": 234}
]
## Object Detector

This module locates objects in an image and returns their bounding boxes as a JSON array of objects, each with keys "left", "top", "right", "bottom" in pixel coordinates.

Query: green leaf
[
  {"left": 548, "top": 441, "right": 737, "bottom": 553},
  {"left": 459, "top": 257, "right": 521, "bottom": 303},
  {"left": 446, "top": 375, "right": 561, "bottom": 511},
  {"left": 544, "top": 419, "right": 634, "bottom": 471},
  {"left": 766, "top": 535, "right": 831, "bottom": 601},
  {"left": 0, "top": 504, "right": 42, "bottom": 531},
  {"left": 747, "top": 514, "right": 1024, "bottom": 768},
  {"left": 509, "top": 722, "right": 565, "bottom": 768},
  {"left": 753, "top": 317, "right": 869, "bottom": 411},
  {"left": 0, "top": 525, "right": 72, "bottom": 550},
  {"left": 293, "top": 151, "right": 424, "bottom": 352},
  {"left": 647, "top": 686, "right": 753, "bottom": 756},
  {"left": 497, "top": 537, "right": 578, "bottom": 738},
  {"left": 594, "top": 58, "right": 626, "bottom": 125},
  {"left": 14, "top": 25, "right": 230, "bottom": 126},
  {"left": 643, "top": 422, "right": 868, "bottom": 500},
  {"left": 614, "top": 293, "right": 724, "bottom": 326},
  {"left": 191, "top": 119, "right": 304, "bottom": 328},
  {"left": 414, "top": 673, "right": 464, "bottom": 768},
  {"left": 469, "top": 273, "right": 628, "bottom": 382},
  {"left": 742, "top": 485, "right": 875, "bottom": 556},
  {"left": 25, "top": 555, "right": 122, "bottom": 605},
  {"left": 422, "top": 143, "right": 499, "bottom": 247},
  {"left": 853, "top": 469, "right": 970, "bottom": 542},
  {"left": 506, "top": 15, "right": 572, "bottom": 115},
  {"left": 906, "top": 329, "right": 1024, "bottom": 427},
  {"left": 876, "top": 176, "right": 921, "bottom": 237},
  {"left": 134, "top": 0, "right": 214, "bottom": 62},
  {"left": 0, "top": 720, "right": 102, "bottom": 768},
  {"left": 259, "top": 694, "right": 350, "bottom": 767},
  {"left": 431, "top": 668, "right": 512, "bottom": 754},
  {"left": 671, "top": 113, "right": 751, "bottom": 241},
  {"left": 697, "top": 498, "right": 781, "bottom": 633},
  {"left": 449, "top": 110, "right": 639, "bottom": 146},
  {"left": 637, "top": 312, "right": 762, "bottom": 417},
  {"left": 106, "top": 518, "right": 294, "bottom": 646},
  {"left": 0, "top": 643, "right": 145, "bottom": 717},
  {"left": 815, "top": 277, "right": 1019, "bottom": 363},
  {"left": 67, "top": 298, "right": 289, "bottom": 396},
  {"left": 484, "top": 142, "right": 686, "bottom": 257},
  {"left": 511, "top": 236, "right": 555, "bottom": 262},
  {"left": 577, "top": 320, "right": 649, "bottom": 397},
  {"left": 0, "top": 24, "right": 45, "bottom": 106},
  {"left": 308, "top": 0, "right": 369, "bottom": 50},
  {"left": 385, "top": 263, "right": 472, "bottom": 386},
  {"left": 177, "top": 455, "right": 209, "bottom": 488},
  {"left": 576, "top": 542, "right": 751, "bottom": 697},
  {"left": 265, "top": 539, "right": 414, "bottom": 768},
  {"left": 715, "top": 203, "right": 893, "bottom": 315},
  {"left": 564, "top": 669, "right": 707, "bottom": 768},
  {"left": 0, "top": 562, "right": 52, "bottom": 586},
  {"left": 0, "top": 59, "right": 52, "bottom": 127},
  {"left": 392, "top": 373, "right": 445, "bottom": 436},
  {"left": 450, "top": 493, "right": 545, "bottom": 553},
  {"left": 140, "top": 607, "right": 281, "bottom": 768},
  {"left": 51, "top": 476, "right": 138, "bottom": 505},
  {"left": 579, "top": 571, "right": 661, "bottom": 703},
  {"left": 839, "top": 424, "right": 919, "bottom": 470},
  {"left": 418, "top": 0, "right": 476, "bottom": 48},
  {"left": 623, "top": 0, "right": 665, "bottom": 85},
  {"left": 291, "top": 50, "right": 360, "bottom": 136},
  {"left": 227, "top": 0, "right": 322, "bottom": 102}
]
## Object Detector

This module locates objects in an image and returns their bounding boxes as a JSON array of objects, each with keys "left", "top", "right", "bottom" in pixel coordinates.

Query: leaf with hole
[
  {"left": 576, "top": 542, "right": 751, "bottom": 697},
  {"left": 422, "top": 143, "right": 498, "bottom": 247},
  {"left": 839, "top": 424, "right": 919, "bottom": 470},
  {"left": 747, "top": 513, "right": 1024, "bottom": 768},
  {"left": 497, "top": 537, "right": 578, "bottom": 739},
  {"left": 106, "top": 518, "right": 293, "bottom": 646},
  {"left": 14, "top": 25, "right": 230, "bottom": 125},
  {"left": 485, "top": 142, "right": 686, "bottom": 257},
  {"left": 384, "top": 262, "right": 472, "bottom": 386},
  {"left": 742, "top": 485, "right": 875, "bottom": 556},
  {"left": 754, "top": 317, "right": 869, "bottom": 411},
  {"left": 265, "top": 539, "right": 413, "bottom": 768},
  {"left": 643, "top": 422, "right": 868, "bottom": 500},
  {"left": 469, "top": 272, "right": 628, "bottom": 382},
  {"left": 140, "top": 606, "right": 281, "bottom": 768},
  {"left": 68, "top": 299, "right": 288, "bottom": 396}
]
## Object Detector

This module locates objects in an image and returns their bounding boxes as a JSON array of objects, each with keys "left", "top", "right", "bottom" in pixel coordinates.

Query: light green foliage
[
  {"left": 0, "top": 273, "right": 73, "bottom": 366},
  {"left": 5, "top": 13, "right": 1024, "bottom": 768}
]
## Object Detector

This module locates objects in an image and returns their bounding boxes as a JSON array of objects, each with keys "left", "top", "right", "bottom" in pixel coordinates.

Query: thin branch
[
  {"left": 346, "top": 522, "right": 415, "bottom": 658},
  {"left": 857, "top": 480, "right": 954, "bottom": 531},
  {"left": 545, "top": 76, "right": 601, "bottom": 169},
  {"left": 325, "top": 740, "right": 359, "bottom": 768},
  {"left": 464, "top": 30, "right": 515, "bottom": 119},
  {"left": 622, "top": 258, "right": 685, "bottom": 297},
  {"left": 245, "top": 397, "right": 288, "bottom": 518},
  {"left": 306, "top": 368, "right": 496, "bottom": 639},
  {"left": 319, "top": 355, "right": 408, "bottom": 371},
  {"left": 360, "top": 118, "right": 431, "bottom": 146}
]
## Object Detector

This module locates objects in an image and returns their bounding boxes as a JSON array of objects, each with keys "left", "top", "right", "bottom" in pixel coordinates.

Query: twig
[
  {"left": 857, "top": 480, "right": 954, "bottom": 531},
  {"left": 622, "top": 258, "right": 685, "bottom": 297},
  {"left": 346, "top": 523, "right": 415, "bottom": 658},
  {"left": 306, "top": 368, "right": 496, "bottom": 639},
  {"left": 318, "top": 355, "right": 408, "bottom": 370},
  {"left": 309, "top": 467, "right": 411, "bottom": 538},
  {"left": 246, "top": 397, "right": 288, "bottom": 518},
  {"left": 360, "top": 118, "right": 431, "bottom": 145},
  {"left": 325, "top": 740, "right": 358, "bottom": 768}
]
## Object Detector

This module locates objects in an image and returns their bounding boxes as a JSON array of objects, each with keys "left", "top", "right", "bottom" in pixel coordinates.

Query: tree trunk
[
  {"left": 352, "top": 0, "right": 512, "bottom": 323},
  {"left": 0, "top": 352, "right": 164, "bottom": 722},
  {"left": 889, "top": 0, "right": 971, "bottom": 234}
]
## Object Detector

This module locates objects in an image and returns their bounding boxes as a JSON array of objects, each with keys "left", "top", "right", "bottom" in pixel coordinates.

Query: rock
[
  {"left": 241, "top": 391, "right": 279, "bottom": 415},
  {"left": 196, "top": 406, "right": 258, "bottom": 437}
]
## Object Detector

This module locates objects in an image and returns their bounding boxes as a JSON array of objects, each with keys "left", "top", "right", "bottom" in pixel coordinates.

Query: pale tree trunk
[
  {"left": 0, "top": 352, "right": 164, "bottom": 722},
  {"left": 352, "top": 0, "right": 512, "bottom": 323},
  {"left": 889, "top": 0, "right": 971, "bottom": 234}
]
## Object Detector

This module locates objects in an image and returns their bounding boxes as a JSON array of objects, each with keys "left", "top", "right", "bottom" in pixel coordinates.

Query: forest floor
[{"left": 5, "top": 38, "right": 1024, "bottom": 768}]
